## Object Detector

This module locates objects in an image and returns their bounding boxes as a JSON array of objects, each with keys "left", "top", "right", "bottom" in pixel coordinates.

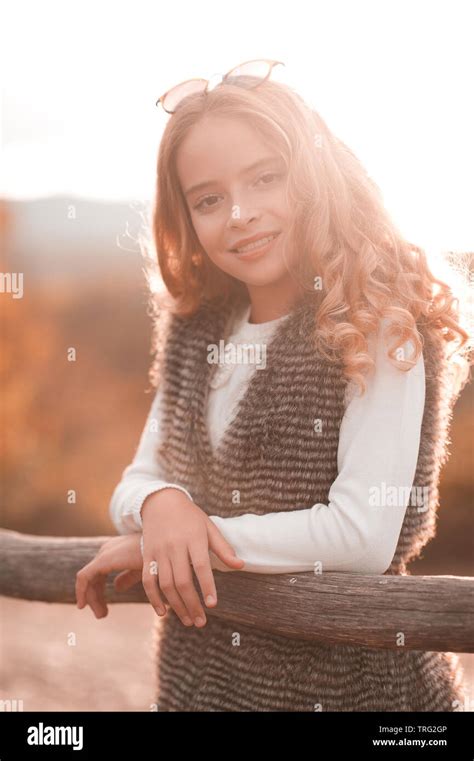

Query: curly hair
[{"left": 141, "top": 75, "right": 472, "bottom": 401}]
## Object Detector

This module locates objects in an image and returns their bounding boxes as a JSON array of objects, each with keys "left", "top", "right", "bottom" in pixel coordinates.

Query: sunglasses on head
[{"left": 155, "top": 58, "right": 285, "bottom": 114}]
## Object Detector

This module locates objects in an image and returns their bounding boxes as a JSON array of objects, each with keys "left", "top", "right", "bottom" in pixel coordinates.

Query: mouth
[{"left": 229, "top": 231, "right": 281, "bottom": 257}]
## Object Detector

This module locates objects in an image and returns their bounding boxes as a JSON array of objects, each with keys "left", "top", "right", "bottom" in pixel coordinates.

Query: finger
[
  {"left": 207, "top": 522, "right": 245, "bottom": 568},
  {"left": 75, "top": 571, "right": 86, "bottom": 609},
  {"left": 84, "top": 576, "right": 108, "bottom": 618},
  {"left": 157, "top": 553, "right": 195, "bottom": 627},
  {"left": 76, "top": 563, "right": 97, "bottom": 609},
  {"left": 188, "top": 544, "right": 218, "bottom": 609},
  {"left": 75, "top": 549, "right": 117, "bottom": 609},
  {"left": 169, "top": 546, "right": 207, "bottom": 626},
  {"left": 114, "top": 569, "right": 142, "bottom": 592},
  {"left": 142, "top": 555, "right": 167, "bottom": 616},
  {"left": 93, "top": 576, "right": 108, "bottom": 617}
]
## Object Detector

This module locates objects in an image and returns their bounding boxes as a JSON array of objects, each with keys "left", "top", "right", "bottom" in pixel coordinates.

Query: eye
[
  {"left": 194, "top": 195, "right": 221, "bottom": 212},
  {"left": 255, "top": 171, "right": 281, "bottom": 185}
]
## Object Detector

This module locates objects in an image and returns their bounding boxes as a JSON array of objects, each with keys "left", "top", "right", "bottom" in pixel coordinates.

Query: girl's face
[{"left": 176, "top": 115, "right": 297, "bottom": 290}]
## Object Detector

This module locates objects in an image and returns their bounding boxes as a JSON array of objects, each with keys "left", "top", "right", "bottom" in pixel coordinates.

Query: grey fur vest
[{"left": 151, "top": 289, "right": 465, "bottom": 711}]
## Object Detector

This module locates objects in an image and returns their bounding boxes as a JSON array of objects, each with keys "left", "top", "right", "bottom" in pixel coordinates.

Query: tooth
[{"left": 235, "top": 234, "right": 275, "bottom": 253}]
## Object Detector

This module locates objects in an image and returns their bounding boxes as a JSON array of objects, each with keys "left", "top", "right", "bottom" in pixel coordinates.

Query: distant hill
[{"left": 5, "top": 196, "right": 154, "bottom": 280}]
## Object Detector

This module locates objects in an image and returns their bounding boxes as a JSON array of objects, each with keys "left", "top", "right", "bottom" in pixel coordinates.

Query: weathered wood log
[{"left": 1, "top": 528, "right": 473, "bottom": 653}]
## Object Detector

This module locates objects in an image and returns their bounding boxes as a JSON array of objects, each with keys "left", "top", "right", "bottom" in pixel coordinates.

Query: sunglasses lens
[
  {"left": 226, "top": 60, "right": 273, "bottom": 82},
  {"left": 162, "top": 79, "right": 207, "bottom": 113}
]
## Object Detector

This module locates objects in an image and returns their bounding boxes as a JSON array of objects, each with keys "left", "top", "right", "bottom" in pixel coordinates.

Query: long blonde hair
[{"left": 143, "top": 76, "right": 472, "bottom": 399}]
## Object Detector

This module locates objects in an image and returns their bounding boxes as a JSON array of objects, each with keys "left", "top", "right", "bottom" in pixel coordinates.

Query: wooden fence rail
[{"left": 1, "top": 529, "right": 473, "bottom": 653}]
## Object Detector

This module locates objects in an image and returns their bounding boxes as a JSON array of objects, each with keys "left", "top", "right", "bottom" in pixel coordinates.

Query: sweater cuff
[{"left": 133, "top": 483, "right": 194, "bottom": 529}]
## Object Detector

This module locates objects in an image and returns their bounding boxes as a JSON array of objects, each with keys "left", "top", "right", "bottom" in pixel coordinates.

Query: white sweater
[{"left": 109, "top": 304, "right": 426, "bottom": 575}]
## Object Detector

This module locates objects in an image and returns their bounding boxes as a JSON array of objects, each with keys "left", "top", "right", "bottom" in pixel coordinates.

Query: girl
[{"left": 76, "top": 59, "right": 471, "bottom": 711}]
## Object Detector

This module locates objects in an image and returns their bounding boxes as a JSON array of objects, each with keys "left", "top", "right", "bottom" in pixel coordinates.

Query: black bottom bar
[{"left": 0, "top": 710, "right": 472, "bottom": 758}]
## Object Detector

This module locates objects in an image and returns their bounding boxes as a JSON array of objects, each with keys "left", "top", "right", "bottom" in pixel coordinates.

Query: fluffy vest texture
[{"left": 150, "top": 289, "right": 465, "bottom": 711}]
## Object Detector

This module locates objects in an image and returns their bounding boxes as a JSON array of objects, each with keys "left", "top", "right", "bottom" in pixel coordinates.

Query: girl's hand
[
  {"left": 141, "top": 488, "right": 245, "bottom": 628},
  {"left": 75, "top": 534, "right": 143, "bottom": 619}
]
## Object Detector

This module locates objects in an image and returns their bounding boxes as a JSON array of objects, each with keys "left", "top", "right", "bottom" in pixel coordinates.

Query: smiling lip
[
  {"left": 229, "top": 230, "right": 281, "bottom": 253},
  {"left": 230, "top": 232, "right": 281, "bottom": 261}
]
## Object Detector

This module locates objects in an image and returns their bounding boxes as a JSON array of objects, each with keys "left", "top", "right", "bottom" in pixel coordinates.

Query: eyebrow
[{"left": 184, "top": 156, "right": 281, "bottom": 198}]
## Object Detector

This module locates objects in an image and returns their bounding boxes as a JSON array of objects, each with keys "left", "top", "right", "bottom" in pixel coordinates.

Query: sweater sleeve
[
  {"left": 208, "top": 324, "right": 426, "bottom": 575},
  {"left": 108, "top": 387, "right": 194, "bottom": 534}
]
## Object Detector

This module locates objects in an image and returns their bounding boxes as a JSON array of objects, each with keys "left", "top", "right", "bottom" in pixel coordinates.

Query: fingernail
[
  {"left": 194, "top": 616, "right": 206, "bottom": 627},
  {"left": 183, "top": 616, "right": 193, "bottom": 625},
  {"left": 155, "top": 606, "right": 165, "bottom": 616},
  {"left": 206, "top": 595, "right": 216, "bottom": 605}
]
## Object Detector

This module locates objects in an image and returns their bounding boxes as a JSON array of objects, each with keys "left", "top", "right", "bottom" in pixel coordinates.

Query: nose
[{"left": 226, "top": 200, "right": 260, "bottom": 228}]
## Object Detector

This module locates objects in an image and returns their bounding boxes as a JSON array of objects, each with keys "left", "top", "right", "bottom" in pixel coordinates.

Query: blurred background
[{"left": 1, "top": 0, "right": 473, "bottom": 711}]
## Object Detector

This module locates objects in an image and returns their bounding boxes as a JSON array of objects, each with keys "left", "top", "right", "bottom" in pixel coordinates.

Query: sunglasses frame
[{"left": 155, "top": 58, "right": 285, "bottom": 113}]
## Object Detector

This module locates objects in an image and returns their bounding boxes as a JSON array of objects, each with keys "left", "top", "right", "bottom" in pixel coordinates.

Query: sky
[{"left": 1, "top": 0, "right": 473, "bottom": 253}]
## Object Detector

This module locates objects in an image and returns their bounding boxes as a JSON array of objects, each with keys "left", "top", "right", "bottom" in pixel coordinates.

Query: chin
[
  {"left": 210, "top": 245, "right": 290, "bottom": 286},
  {"left": 232, "top": 264, "right": 289, "bottom": 288}
]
